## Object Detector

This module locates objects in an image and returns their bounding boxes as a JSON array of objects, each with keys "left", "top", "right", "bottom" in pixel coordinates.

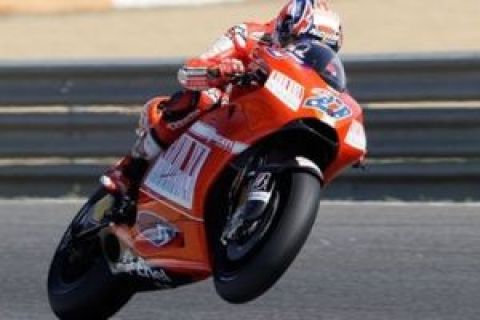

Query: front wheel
[
  {"left": 47, "top": 188, "right": 134, "bottom": 319},
  {"left": 213, "top": 170, "right": 321, "bottom": 303}
]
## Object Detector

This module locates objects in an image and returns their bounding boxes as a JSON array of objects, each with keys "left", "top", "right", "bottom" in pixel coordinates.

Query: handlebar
[
  {"left": 207, "top": 67, "right": 267, "bottom": 87},
  {"left": 231, "top": 70, "right": 267, "bottom": 86}
]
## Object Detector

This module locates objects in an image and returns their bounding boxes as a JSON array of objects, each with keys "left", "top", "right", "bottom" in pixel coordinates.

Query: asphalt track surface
[{"left": 1, "top": 200, "right": 480, "bottom": 320}]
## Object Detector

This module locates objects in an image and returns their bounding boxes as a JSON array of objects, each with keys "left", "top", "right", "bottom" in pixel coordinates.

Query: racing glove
[
  {"left": 208, "top": 58, "right": 245, "bottom": 86},
  {"left": 178, "top": 58, "right": 245, "bottom": 91}
]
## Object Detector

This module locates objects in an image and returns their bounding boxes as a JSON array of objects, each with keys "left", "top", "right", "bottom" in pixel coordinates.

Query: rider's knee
[
  {"left": 131, "top": 97, "right": 168, "bottom": 160},
  {"left": 138, "top": 96, "right": 167, "bottom": 135},
  {"left": 132, "top": 88, "right": 222, "bottom": 159}
]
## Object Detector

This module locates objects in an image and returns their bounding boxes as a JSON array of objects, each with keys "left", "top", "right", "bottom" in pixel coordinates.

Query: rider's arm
[{"left": 177, "top": 24, "right": 250, "bottom": 91}]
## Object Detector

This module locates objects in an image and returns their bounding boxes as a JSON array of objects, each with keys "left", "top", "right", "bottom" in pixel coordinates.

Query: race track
[{"left": 1, "top": 200, "right": 480, "bottom": 320}]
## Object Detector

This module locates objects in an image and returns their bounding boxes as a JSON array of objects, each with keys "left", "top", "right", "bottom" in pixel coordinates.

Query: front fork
[
  {"left": 221, "top": 156, "right": 323, "bottom": 245},
  {"left": 221, "top": 171, "right": 276, "bottom": 245}
]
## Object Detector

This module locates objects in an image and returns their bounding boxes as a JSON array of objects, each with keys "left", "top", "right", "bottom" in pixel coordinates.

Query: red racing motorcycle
[{"left": 47, "top": 40, "right": 367, "bottom": 319}]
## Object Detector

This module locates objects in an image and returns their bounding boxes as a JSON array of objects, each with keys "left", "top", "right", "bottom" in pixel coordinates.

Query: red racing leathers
[{"left": 148, "top": 21, "right": 275, "bottom": 149}]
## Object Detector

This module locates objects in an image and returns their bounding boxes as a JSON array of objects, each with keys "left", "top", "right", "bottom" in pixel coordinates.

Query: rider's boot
[{"left": 100, "top": 155, "right": 149, "bottom": 224}]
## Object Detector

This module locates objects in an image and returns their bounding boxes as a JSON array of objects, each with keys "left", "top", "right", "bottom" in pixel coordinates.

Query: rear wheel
[
  {"left": 213, "top": 170, "right": 321, "bottom": 303},
  {"left": 47, "top": 188, "right": 135, "bottom": 319}
]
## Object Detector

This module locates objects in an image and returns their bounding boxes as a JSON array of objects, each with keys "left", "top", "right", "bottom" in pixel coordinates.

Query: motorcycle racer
[{"left": 101, "top": 0, "right": 343, "bottom": 216}]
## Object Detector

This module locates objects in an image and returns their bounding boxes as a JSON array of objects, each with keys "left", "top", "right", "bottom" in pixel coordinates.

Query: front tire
[
  {"left": 213, "top": 170, "right": 321, "bottom": 303},
  {"left": 47, "top": 189, "right": 134, "bottom": 319}
]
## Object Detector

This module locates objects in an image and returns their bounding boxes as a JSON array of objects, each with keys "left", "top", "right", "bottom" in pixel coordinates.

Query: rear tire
[
  {"left": 47, "top": 189, "right": 135, "bottom": 319},
  {"left": 213, "top": 170, "right": 321, "bottom": 303}
]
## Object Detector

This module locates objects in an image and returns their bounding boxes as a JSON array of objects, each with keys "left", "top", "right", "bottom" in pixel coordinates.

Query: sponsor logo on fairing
[
  {"left": 189, "top": 121, "right": 249, "bottom": 154},
  {"left": 265, "top": 70, "right": 304, "bottom": 111},
  {"left": 143, "top": 134, "right": 210, "bottom": 209},
  {"left": 114, "top": 250, "right": 172, "bottom": 284},
  {"left": 136, "top": 212, "right": 178, "bottom": 247}
]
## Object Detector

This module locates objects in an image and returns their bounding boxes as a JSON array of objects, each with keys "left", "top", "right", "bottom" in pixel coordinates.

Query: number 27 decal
[{"left": 304, "top": 91, "right": 351, "bottom": 119}]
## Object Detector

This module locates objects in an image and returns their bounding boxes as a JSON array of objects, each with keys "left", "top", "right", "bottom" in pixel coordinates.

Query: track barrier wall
[{"left": 1, "top": 53, "right": 479, "bottom": 200}]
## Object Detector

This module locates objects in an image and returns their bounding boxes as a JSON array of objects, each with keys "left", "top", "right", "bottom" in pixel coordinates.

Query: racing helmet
[{"left": 274, "top": 0, "right": 343, "bottom": 52}]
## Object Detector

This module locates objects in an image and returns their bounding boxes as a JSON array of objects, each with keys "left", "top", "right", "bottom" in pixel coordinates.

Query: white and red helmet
[{"left": 274, "top": 0, "right": 343, "bottom": 52}]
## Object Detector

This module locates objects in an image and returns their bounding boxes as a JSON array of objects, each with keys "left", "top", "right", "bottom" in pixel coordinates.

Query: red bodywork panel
[{"left": 112, "top": 45, "right": 367, "bottom": 280}]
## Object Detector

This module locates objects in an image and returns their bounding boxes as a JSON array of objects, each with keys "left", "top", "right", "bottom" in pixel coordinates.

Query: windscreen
[{"left": 288, "top": 40, "right": 346, "bottom": 92}]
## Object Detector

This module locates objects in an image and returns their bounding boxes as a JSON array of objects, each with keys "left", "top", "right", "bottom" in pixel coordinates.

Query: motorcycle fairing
[{"left": 113, "top": 44, "right": 366, "bottom": 280}]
